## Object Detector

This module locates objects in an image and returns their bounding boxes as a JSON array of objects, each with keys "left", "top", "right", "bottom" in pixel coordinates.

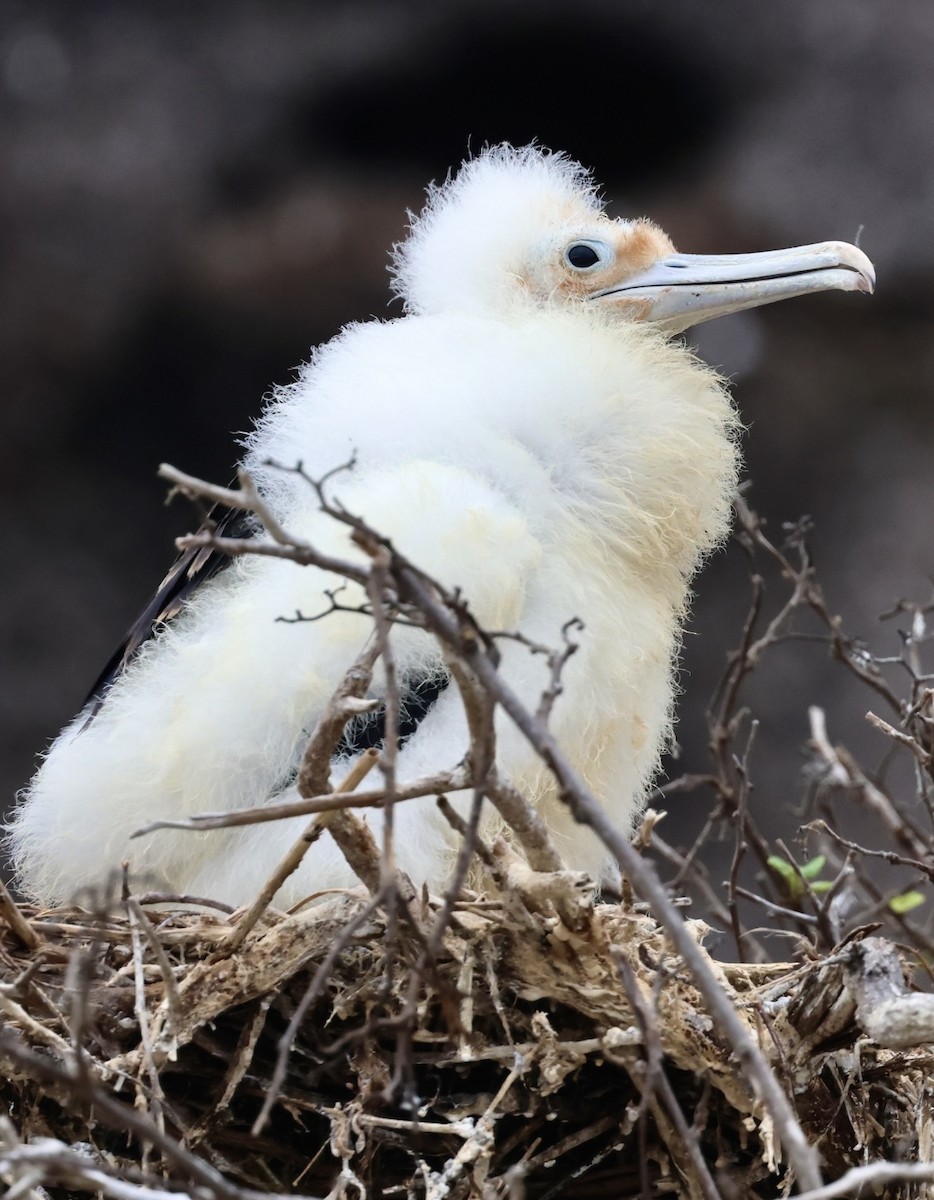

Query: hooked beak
[{"left": 593, "top": 241, "right": 875, "bottom": 334}]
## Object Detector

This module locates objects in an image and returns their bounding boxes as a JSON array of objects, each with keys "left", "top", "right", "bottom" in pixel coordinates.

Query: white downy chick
[{"left": 8, "top": 144, "right": 874, "bottom": 908}]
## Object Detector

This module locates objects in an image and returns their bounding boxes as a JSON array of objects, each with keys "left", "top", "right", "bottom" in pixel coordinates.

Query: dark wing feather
[
  {"left": 83, "top": 505, "right": 255, "bottom": 717},
  {"left": 82, "top": 507, "right": 450, "bottom": 751},
  {"left": 335, "top": 671, "right": 451, "bottom": 757}
]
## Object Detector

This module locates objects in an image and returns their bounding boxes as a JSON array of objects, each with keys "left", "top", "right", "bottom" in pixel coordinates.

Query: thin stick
[
  {"left": 132, "top": 767, "right": 469, "bottom": 836},
  {"left": 251, "top": 889, "right": 387, "bottom": 1136},
  {"left": 0, "top": 881, "right": 40, "bottom": 950},
  {"left": 125, "top": 884, "right": 166, "bottom": 1146},
  {"left": 124, "top": 897, "right": 183, "bottom": 1044},
  {"left": 218, "top": 749, "right": 379, "bottom": 956},
  {"left": 0, "top": 1032, "right": 282, "bottom": 1200},
  {"left": 866, "top": 709, "right": 931, "bottom": 767}
]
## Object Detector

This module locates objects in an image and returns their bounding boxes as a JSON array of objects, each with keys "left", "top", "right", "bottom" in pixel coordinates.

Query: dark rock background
[{"left": 3, "top": 1, "right": 931, "bottom": 900}]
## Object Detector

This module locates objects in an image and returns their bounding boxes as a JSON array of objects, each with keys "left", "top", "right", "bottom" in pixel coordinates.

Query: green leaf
[
  {"left": 889, "top": 891, "right": 926, "bottom": 915},
  {"left": 767, "top": 855, "right": 802, "bottom": 897},
  {"left": 767, "top": 855, "right": 796, "bottom": 882},
  {"left": 800, "top": 856, "right": 826, "bottom": 880}
]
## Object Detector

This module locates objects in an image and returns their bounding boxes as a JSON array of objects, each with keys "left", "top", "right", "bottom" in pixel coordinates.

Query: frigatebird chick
[{"left": 8, "top": 145, "right": 874, "bottom": 908}]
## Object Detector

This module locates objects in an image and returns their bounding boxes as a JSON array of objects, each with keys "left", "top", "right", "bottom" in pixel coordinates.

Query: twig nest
[{"left": 3, "top": 888, "right": 934, "bottom": 1198}]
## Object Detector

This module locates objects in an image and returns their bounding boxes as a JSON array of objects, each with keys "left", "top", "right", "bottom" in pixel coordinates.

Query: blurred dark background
[{"left": 2, "top": 1, "right": 932, "bottom": 900}]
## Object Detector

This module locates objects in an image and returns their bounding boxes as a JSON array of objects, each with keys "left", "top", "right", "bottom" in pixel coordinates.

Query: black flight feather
[{"left": 83, "top": 505, "right": 254, "bottom": 716}]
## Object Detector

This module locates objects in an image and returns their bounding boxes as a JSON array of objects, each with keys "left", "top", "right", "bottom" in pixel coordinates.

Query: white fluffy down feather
[{"left": 8, "top": 144, "right": 873, "bottom": 908}]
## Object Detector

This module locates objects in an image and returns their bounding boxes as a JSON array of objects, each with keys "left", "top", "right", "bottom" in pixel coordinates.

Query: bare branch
[
  {"left": 132, "top": 767, "right": 470, "bottom": 836},
  {"left": 0, "top": 880, "right": 40, "bottom": 951}
]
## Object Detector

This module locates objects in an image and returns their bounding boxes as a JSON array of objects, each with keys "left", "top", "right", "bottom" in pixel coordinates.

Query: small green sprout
[
  {"left": 888, "top": 890, "right": 926, "bottom": 915},
  {"left": 767, "top": 854, "right": 833, "bottom": 900}
]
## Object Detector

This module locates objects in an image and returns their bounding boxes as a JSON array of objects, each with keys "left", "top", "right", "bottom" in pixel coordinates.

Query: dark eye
[{"left": 565, "top": 241, "right": 609, "bottom": 270}]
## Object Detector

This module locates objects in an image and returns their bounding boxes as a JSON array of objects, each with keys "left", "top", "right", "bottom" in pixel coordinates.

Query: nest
[
  {"left": 3, "top": 878, "right": 934, "bottom": 1200},
  {"left": 5, "top": 482, "right": 934, "bottom": 1197}
]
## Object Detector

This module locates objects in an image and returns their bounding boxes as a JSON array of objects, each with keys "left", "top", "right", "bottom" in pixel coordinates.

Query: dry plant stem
[
  {"left": 813, "top": 855, "right": 856, "bottom": 939},
  {"left": 218, "top": 822, "right": 324, "bottom": 953},
  {"left": 252, "top": 889, "right": 388, "bottom": 1137},
  {"left": 435, "top": 660, "right": 496, "bottom": 928},
  {"left": 536, "top": 1141, "right": 630, "bottom": 1200},
  {"left": 712, "top": 568, "right": 765, "bottom": 725},
  {"left": 0, "top": 992, "right": 75, "bottom": 1059},
  {"left": 655, "top": 802, "right": 768, "bottom": 962},
  {"left": 0, "top": 1121, "right": 183, "bottom": 1200},
  {"left": 613, "top": 949, "right": 723, "bottom": 1200},
  {"left": 124, "top": 879, "right": 167, "bottom": 1144},
  {"left": 664, "top": 804, "right": 718, "bottom": 887},
  {"left": 383, "top": 790, "right": 487, "bottom": 1107},
  {"left": 159, "top": 462, "right": 369, "bottom": 588},
  {"left": 486, "top": 770, "right": 564, "bottom": 874},
  {"left": 534, "top": 617, "right": 583, "bottom": 723},
  {"left": 314, "top": 808, "right": 383, "bottom": 894},
  {"left": 734, "top": 887, "right": 817, "bottom": 926},
  {"left": 810, "top": 707, "right": 931, "bottom": 858},
  {"left": 446, "top": 657, "right": 496, "bottom": 785},
  {"left": 187, "top": 995, "right": 273, "bottom": 1146},
  {"left": 0, "top": 881, "right": 40, "bottom": 950},
  {"left": 137, "top": 892, "right": 236, "bottom": 913},
  {"left": 794, "top": 1162, "right": 934, "bottom": 1200},
  {"left": 427, "top": 791, "right": 485, "bottom": 966},
  {"left": 807, "top": 705, "right": 851, "bottom": 789},
  {"left": 218, "top": 749, "right": 380, "bottom": 957},
  {"left": 163, "top": 463, "right": 336, "bottom": 569},
  {"left": 366, "top": 546, "right": 401, "bottom": 890},
  {"left": 319, "top": 748, "right": 380, "bottom": 810},
  {"left": 0, "top": 1032, "right": 288, "bottom": 1200},
  {"left": 62, "top": 923, "right": 99, "bottom": 1096},
  {"left": 362, "top": 546, "right": 412, "bottom": 1041},
  {"left": 726, "top": 723, "right": 756, "bottom": 962},
  {"left": 709, "top": 667, "right": 776, "bottom": 878},
  {"left": 427, "top": 1064, "right": 520, "bottom": 1199},
  {"left": 354, "top": 1113, "right": 474, "bottom": 1136},
  {"left": 4, "top": 961, "right": 64, "bottom": 1033},
  {"left": 134, "top": 768, "right": 470, "bottom": 836},
  {"left": 663, "top": 530, "right": 784, "bottom": 913},
  {"left": 293, "top": 633, "right": 386, "bottom": 891},
  {"left": 736, "top": 496, "right": 903, "bottom": 717},
  {"left": 520, "top": 1114, "right": 618, "bottom": 1175},
  {"left": 215, "top": 996, "right": 272, "bottom": 1116},
  {"left": 298, "top": 637, "right": 381, "bottom": 796},
  {"left": 435, "top": 796, "right": 536, "bottom": 931},
  {"left": 807, "top": 817, "right": 934, "bottom": 880},
  {"left": 124, "top": 896, "right": 183, "bottom": 1040},
  {"left": 649, "top": 830, "right": 737, "bottom": 935},
  {"left": 435, "top": 795, "right": 498, "bottom": 873},
  {"left": 448, "top": 659, "right": 593, "bottom": 928},
  {"left": 866, "top": 708, "right": 932, "bottom": 768}
]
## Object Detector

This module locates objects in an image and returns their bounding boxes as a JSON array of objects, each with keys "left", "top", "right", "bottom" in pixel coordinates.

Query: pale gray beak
[{"left": 594, "top": 241, "right": 875, "bottom": 335}]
